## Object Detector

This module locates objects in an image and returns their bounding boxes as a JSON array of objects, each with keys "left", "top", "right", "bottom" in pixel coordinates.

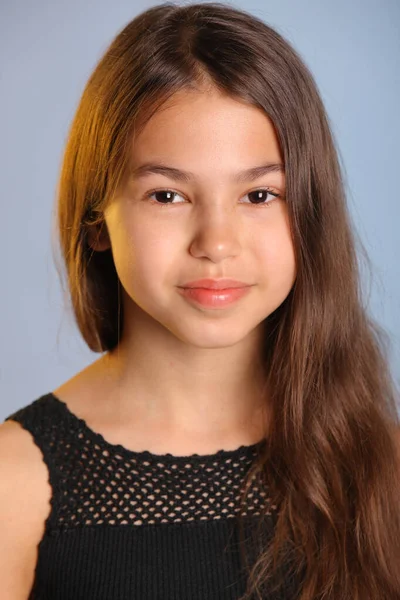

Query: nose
[{"left": 188, "top": 204, "right": 242, "bottom": 263}]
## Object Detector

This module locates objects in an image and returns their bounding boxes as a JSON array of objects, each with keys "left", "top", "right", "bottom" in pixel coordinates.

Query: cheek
[
  {"left": 255, "top": 220, "right": 296, "bottom": 286},
  {"left": 110, "top": 217, "right": 180, "bottom": 293}
]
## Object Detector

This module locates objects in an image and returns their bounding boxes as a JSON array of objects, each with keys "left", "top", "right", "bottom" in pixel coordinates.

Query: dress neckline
[{"left": 46, "top": 392, "right": 266, "bottom": 464}]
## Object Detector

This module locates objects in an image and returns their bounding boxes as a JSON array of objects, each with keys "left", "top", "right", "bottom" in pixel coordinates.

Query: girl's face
[{"left": 92, "top": 88, "right": 296, "bottom": 349}]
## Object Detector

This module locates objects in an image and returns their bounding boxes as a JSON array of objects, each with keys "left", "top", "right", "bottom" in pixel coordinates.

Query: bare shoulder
[{"left": 0, "top": 419, "right": 52, "bottom": 599}]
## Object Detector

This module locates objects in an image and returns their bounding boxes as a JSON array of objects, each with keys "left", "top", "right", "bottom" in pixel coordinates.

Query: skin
[{"left": 55, "top": 86, "right": 297, "bottom": 453}]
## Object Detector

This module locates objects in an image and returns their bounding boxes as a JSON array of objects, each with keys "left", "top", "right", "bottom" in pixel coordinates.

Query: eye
[
  {"left": 144, "top": 187, "right": 281, "bottom": 207},
  {"left": 242, "top": 188, "right": 281, "bottom": 207},
  {"left": 145, "top": 189, "right": 186, "bottom": 205}
]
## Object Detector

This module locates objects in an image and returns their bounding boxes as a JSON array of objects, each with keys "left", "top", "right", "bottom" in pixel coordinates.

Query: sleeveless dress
[{"left": 4, "top": 393, "right": 302, "bottom": 600}]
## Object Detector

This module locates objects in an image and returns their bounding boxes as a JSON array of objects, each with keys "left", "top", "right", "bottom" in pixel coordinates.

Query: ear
[{"left": 86, "top": 222, "right": 111, "bottom": 252}]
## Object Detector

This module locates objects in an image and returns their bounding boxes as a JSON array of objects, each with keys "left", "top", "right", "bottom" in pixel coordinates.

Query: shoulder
[
  {"left": 0, "top": 419, "right": 52, "bottom": 597},
  {"left": 0, "top": 396, "right": 56, "bottom": 520}
]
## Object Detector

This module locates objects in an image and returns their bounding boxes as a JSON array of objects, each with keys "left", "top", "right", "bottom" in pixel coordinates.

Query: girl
[{"left": 1, "top": 2, "right": 399, "bottom": 599}]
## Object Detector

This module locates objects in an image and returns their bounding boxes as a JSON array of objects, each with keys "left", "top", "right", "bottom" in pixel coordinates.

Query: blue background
[{"left": 1, "top": 0, "right": 399, "bottom": 417}]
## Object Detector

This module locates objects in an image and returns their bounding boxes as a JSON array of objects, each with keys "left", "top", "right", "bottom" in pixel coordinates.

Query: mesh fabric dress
[{"left": 5, "top": 393, "right": 301, "bottom": 600}]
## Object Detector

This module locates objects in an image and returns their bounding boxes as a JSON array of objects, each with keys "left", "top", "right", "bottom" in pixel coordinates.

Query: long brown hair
[{"left": 53, "top": 2, "right": 400, "bottom": 598}]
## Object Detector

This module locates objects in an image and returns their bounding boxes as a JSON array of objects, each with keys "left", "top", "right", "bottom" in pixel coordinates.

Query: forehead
[{"left": 130, "top": 89, "right": 283, "bottom": 166}]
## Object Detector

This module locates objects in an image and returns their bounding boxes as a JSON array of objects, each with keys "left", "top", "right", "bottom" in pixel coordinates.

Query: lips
[
  {"left": 178, "top": 285, "right": 251, "bottom": 308},
  {"left": 180, "top": 278, "right": 250, "bottom": 290}
]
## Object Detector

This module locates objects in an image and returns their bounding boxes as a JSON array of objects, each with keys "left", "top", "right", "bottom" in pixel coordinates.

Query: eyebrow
[{"left": 130, "top": 161, "right": 284, "bottom": 184}]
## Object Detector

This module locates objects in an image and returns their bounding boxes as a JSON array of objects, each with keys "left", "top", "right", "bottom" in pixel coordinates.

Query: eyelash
[{"left": 143, "top": 187, "right": 281, "bottom": 208}]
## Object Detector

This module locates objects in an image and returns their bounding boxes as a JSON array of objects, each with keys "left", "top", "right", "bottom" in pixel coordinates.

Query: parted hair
[{"left": 53, "top": 3, "right": 400, "bottom": 598}]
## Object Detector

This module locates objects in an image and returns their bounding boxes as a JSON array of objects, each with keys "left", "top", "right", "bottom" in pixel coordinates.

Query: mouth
[
  {"left": 177, "top": 285, "right": 252, "bottom": 309},
  {"left": 179, "top": 278, "right": 251, "bottom": 290}
]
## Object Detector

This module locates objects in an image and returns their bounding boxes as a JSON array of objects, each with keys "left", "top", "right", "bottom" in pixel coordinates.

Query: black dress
[{"left": 5, "top": 393, "right": 301, "bottom": 600}]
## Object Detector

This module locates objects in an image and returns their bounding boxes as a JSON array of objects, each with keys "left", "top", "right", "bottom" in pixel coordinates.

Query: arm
[{"left": 0, "top": 420, "right": 52, "bottom": 599}]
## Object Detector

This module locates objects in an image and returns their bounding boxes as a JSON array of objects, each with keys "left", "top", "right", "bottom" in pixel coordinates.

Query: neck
[{"left": 97, "top": 303, "right": 270, "bottom": 441}]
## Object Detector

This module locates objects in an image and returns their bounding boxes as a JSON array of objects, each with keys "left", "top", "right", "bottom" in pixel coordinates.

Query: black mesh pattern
[{"left": 6, "top": 394, "right": 277, "bottom": 534}]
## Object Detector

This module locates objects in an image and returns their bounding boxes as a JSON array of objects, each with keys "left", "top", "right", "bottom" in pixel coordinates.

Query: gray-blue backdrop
[{"left": 1, "top": 0, "right": 399, "bottom": 418}]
